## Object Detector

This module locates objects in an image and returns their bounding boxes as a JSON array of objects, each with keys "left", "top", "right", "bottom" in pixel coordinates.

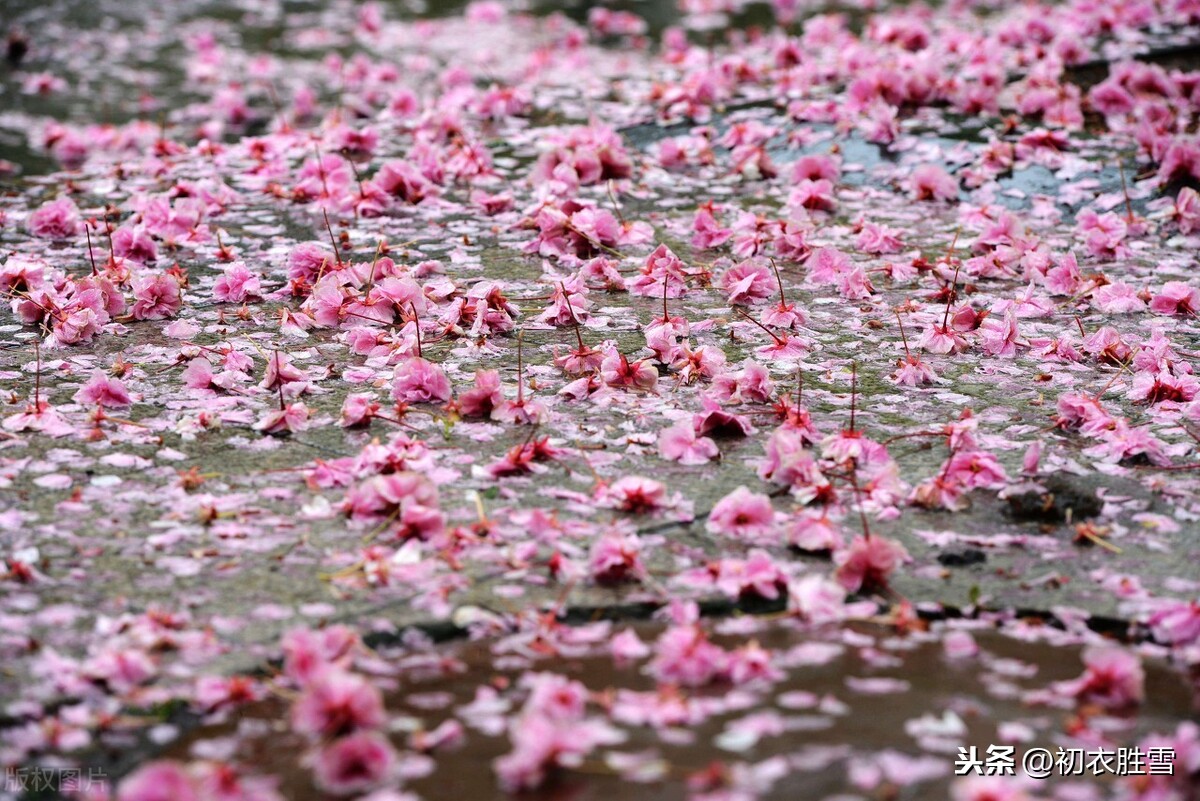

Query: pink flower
[
  {"left": 194, "top": 675, "right": 262, "bottom": 713},
  {"left": 772, "top": 220, "right": 811, "bottom": 266},
  {"left": 611, "top": 629, "right": 651, "bottom": 663},
  {"left": 833, "top": 535, "right": 909, "bottom": 593},
  {"left": 340, "top": 393, "right": 381, "bottom": 428},
  {"left": 602, "top": 476, "right": 668, "bottom": 513},
  {"left": 73, "top": 370, "right": 133, "bottom": 407},
  {"left": 343, "top": 473, "right": 443, "bottom": 541},
  {"left": 1147, "top": 601, "right": 1200, "bottom": 646},
  {"left": 707, "top": 486, "right": 775, "bottom": 539},
  {"left": 1132, "top": 722, "right": 1200, "bottom": 793},
  {"left": 1175, "top": 186, "right": 1200, "bottom": 234},
  {"left": 472, "top": 189, "right": 515, "bottom": 215},
  {"left": 649, "top": 625, "right": 728, "bottom": 686},
  {"left": 375, "top": 160, "right": 433, "bottom": 204},
  {"left": 806, "top": 246, "right": 851, "bottom": 285},
  {"left": 1159, "top": 137, "right": 1200, "bottom": 184},
  {"left": 692, "top": 204, "right": 733, "bottom": 249},
  {"left": 553, "top": 341, "right": 606, "bottom": 376},
  {"left": 486, "top": 437, "right": 564, "bottom": 478},
  {"left": 671, "top": 342, "right": 727, "bottom": 385},
  {"left": 600, "top": 351, "right": 658, "bottom": 390},
  {"left": 212, "top": 261, "right": 263, "bottom": 303},
  {"left": 856, "top": 221, "right": 904, "bottom": 254},
  {"left": 693, "top": 402, "right": 753, "bottom": 438},
  {"left": 788, "top": 574, "right": 847, "bottom": 623},
  {"left": 950, "top": 776, "right": 1035, "bottom": 801},
  {"left": 294, "top": 153, "right": 352, "bottom": 204},
  {"left": 255, "top": 402, "right": 311, "bottom": 434},
  {"left": 589, "top": 530, "right": 644, "bottom": 583},
  {"left": 907, "top": 164, "right": 958, "bottom": 201},
  {"left": 821, "top": 428, "right": 889, "bottom": 466},
  {"left": 1055, "top": 392, "right": 1112, "bottom": 433},
  {"left": 261, "top": 351, "right": 310, "bottom": 394},
  {"left": 291, "top": 670, "right": 385, "bottom": 738},
  {"left": 629, "top": 244, "right": 688, "bottom": 299},
  {"left": 282, "top": 626, "right": 359, "bottom": 685},
  {"left": 287, "top": 242, "right": 336, "bottom": 285},
  {"left": 645, "top": 325, "right": 681, "bottom": 363},
  {"left": 531, "top": 124, "right": 632, "bottom": 187},
  {"left": 791, "top": 153, "right": 840, "bottom": 183},
  {"left": 466, "top": 1, "right": 505, "bottom": 22},
  {"left": 725, "top": 640, "right": 782, "bottom": 684},
  {"left": 788, "top": 512, "right": 843, "bottom": 551},
  {"left": 759, "top": 428, "right": 829, "bottom": 501},
  {"left": 1128, "top": 371, "right": 1198, "bottom": 404},
  {"left": 1044, "top": 251, "right": 1082, "bottom": 296},
  {"left": 911, "top": 476, "right": 966, "bottom": 511},
  {"left": 457, "top": 369, "right": 503, "bottom": 418},
  {"left": 494, "top": 674, "right": 623, "bottom": 791},
  {"left": 658, "top": 420, "right": 718, "bottom": 464},
  {"left": 131, "top": 273, "right": 183, "bottom": 320},
  {"left": 537, "top": 279, "right": 591, "bottom": 327},
  {"left": 27, "top": 197, "right": 81, "bottom": 239},
  {"left": 84, "top": 647, "right": 156, "bottom": 691},
  {"left": 1057, "top": 646, "right": 1144, "bottom": 709},
  {"left": 918, "top": 323, "right": 968, "bottom": 355},
  {"left": 392, "top": 357, "right": 452, "bottom": 404},
  {"left": 733, "top": 149, "right": 774, "bottom": 184},
  {"left": 890, "top": 356, "right": 938, "bottom": 386},
  {"left": 1081, "top": 326, "right": 1132, "bottom": 365},
  {"left": 111, "top": 225, "right": 158, "bottom": 263},
  {"left": 491, "top": 379, "right": 549, "bottom": 425},
  {"left": 3, "top": 400, "right": 74, "bottom": 437},
  {"left": 1076, "top": 209, "right": 1128, "bottom": 260},
  {"left": 979, "top": 312, "right": 1022, "bottom": 357},
  {"left": 836, "top": 265, "right": 875, "bottom": 299},
  {"left": 1084, "top": 419, "right": 1170, "bottom": 466},
  {"left": 312, "top": 732, "right": 397, "bottom": 795},
  {"left": 726, "top": 360, "right": 775, "bottom": 403},
  {"left": 719, "top": 259, "right": 775, "bottom": 305},
  {"left": 942, "top": 450, "right": 1009, "bottom": 490},
  {"left": 117, "top": 761, "right": 198, "bottom": 801},
  {"left": 713, "top": 549, "right": 788, "bottom": 600},
  {"left": 1149, "top": 281, "right": 1199, "bottom": 315},
  {"left": 788, "top": 178, "right": 836, "bottom": 212},
  {"left": 1088, "top": 81, "right": 1135, "bottom": 117}
]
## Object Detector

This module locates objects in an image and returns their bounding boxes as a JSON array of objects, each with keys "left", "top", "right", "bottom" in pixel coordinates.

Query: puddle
[{"left": 154, "top": 619, "right": 1199, "bottom": 799}]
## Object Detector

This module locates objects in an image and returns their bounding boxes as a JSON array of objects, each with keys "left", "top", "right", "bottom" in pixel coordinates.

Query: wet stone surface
[{"left": 1, "top": 0, "right": 1200, "bottom": 799}]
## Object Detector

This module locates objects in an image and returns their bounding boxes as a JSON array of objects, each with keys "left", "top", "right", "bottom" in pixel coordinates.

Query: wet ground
[
  {"left": 2, "top": 0, "right": 1200, "bottom": 799},
  {"left": 160, "top": 621, "right": 1198, "bottom": 800}
]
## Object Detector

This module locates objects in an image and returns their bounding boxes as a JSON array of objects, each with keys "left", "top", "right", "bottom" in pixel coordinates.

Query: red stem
[
  {"left": 849, "top": 361, "right": 857, "bottom": 433},
  {"left": 411, "top": 303, "right": 423, "bottom": 358},
  {"left": 734, "top": 308, "right": 785, "bottom": 346},
  {"left": 941, "top": 262, "right": 962, "bottom": 329},
  {"left": 34, "top": 341, "right": 41, "bottom": 407},
  {"left": 322, "top": 209, "right": 343, "bottom": 267},
  {"left": 516, "top": 329, "right": 525, "bottom": 403},
  {"left": 895, "top": 311, "right": 912, "bottom": 360},
  {"left": 561, "top": 284, "right": 585, "bottom": 350},
  {"left": 85, "top": 226, "right": 98, "bottom": 276},
  {"left": 770, "top": 257, "right": 788, "bottom": 309}
]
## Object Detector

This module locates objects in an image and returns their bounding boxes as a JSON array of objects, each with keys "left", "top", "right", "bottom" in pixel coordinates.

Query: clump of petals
[
  {"left": 833, "top": 535, "right": 909, "bottom": 593},
  {"left": 707, "top": 486, "right": 775, "bottom": 539}
]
